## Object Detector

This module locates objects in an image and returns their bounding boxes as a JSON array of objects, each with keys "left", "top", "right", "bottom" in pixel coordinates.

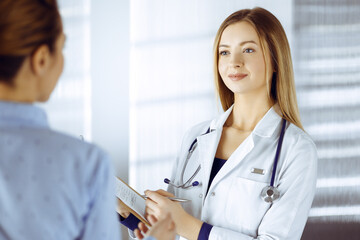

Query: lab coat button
[
  {"left": 199, "top": 194, "right": 203, "bottom": 198},
  {"left": 211, "top": 192, "right": 215, "bottom": 196}
]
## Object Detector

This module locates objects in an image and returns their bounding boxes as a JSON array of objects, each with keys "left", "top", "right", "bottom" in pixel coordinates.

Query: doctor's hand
[
  {"left": 134, "top": 214, "right": 176, "bottom": 240},
  {"left": 145, "top": 190, "right": 203, "bottom": 240},
  {"left": 116, "top": 198, "right": 131, "bottom": 218}
]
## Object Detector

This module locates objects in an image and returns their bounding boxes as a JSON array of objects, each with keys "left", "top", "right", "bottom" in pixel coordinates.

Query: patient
[{"left": 0, "top": 0, "right": 174, "bottom": 239}]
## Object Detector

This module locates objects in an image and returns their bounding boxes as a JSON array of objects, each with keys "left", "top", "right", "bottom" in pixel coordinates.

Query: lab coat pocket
[{"left": 225, "top": 177, "right": 271, "bottom": 231}]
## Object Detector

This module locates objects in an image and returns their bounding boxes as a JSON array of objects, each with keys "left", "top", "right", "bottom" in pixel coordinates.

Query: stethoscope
[{"left": 165, "top": 118, "right": 287, "bottom": 203}]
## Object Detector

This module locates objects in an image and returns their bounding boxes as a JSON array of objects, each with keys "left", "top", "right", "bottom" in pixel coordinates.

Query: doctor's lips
[{"left": 228, "top": 73, "right": 248, "bottom": 81}]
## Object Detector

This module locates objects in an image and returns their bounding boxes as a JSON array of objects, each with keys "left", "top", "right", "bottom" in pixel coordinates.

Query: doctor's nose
[{"left": 229, "top": 54, "right": 244, "bottom": 68}]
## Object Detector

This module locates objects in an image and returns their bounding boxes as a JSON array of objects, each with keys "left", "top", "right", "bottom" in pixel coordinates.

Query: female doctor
[{"left": 143, "top": 7, "right": 318, "bottom": 240}]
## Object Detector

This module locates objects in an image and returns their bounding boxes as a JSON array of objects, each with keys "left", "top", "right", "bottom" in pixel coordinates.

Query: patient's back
[{"left": 0, "top": 102, "right": 119, "bottom": 240}]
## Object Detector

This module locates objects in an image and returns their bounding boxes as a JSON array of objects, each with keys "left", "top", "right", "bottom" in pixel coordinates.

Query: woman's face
[
  {"left": 218, "top": 21, "right": 273, "bottom": 97},
  {"left": 38, "top": 32, "right": 65, "bottom": 102}
]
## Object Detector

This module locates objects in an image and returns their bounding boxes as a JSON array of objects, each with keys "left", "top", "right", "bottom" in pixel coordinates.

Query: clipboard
[{"left": 115, "top": 177, "right": 150, "bottom": 226}]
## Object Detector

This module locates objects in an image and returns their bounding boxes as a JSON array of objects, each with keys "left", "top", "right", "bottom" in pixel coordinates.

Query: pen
[{"left": 141, "top": 195, "right": 190, "bottom": 203}]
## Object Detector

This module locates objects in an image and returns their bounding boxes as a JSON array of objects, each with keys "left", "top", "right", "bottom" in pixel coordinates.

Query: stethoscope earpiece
[
  {"left": 164, "top": 178, "right": 200, "bottom": 188},
  {"left": 191, "top": 181, "right": 200, "bottom": 187},
  {"left": 164, "top": 178, "right": 171, "bottom": 184},
  {"left": 261, "top": 186, "right": 280, "bottom": 203}
]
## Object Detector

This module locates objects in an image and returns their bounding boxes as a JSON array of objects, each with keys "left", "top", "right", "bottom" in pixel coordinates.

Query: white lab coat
[{"left": 168, "top": 105, "right": 317, "bottom": 240}]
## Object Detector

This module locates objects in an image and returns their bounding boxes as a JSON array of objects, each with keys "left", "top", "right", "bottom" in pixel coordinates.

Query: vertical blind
[{"left": 293, "top": 0, "right": 360, "bottom": 229}]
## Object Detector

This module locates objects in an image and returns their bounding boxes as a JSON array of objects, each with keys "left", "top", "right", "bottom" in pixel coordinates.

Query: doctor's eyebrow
[{"left": 219, "top": 40, "right": 258, "bottom": 48}]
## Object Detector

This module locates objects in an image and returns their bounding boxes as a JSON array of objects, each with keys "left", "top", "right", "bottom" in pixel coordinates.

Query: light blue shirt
[{"left": 0, "top": 101, "right": 120, "bottom": 240}]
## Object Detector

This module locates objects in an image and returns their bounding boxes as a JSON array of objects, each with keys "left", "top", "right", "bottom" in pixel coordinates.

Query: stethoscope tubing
[
  {"left": 270, "top": 119, "right": 287, "bottom": 187},
  {"left": 175, "top": 127, "right": 211, "bottom": 188}
]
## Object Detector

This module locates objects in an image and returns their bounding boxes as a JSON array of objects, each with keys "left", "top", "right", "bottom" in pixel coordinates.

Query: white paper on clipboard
[{"left": 114, "top": 177, "right": 147, "bottom": 222}]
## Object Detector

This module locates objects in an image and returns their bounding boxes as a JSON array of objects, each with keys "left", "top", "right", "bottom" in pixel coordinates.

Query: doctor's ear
[{"left": 30, "top": 44, "right": 52, "bottom": 76}]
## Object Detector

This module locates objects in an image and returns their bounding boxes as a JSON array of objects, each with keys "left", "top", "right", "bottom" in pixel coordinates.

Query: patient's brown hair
[{"left": 0, "top": 0, "right": 62, "bottom": 83}]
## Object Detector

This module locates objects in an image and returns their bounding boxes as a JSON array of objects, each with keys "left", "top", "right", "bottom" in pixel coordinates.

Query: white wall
[
  {"left": 90, "top": 1, "right": 130, "bottom": 238},
  {"left": 90, "top": 0, "right": 130, "bottom": 182}
]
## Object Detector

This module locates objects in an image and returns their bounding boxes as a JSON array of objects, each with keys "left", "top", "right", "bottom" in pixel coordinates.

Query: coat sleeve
[{"left": 209, "top": 134, "right": 318, "bottom": 240}]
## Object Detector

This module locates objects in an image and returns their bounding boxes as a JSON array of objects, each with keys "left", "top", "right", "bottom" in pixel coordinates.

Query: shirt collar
[
  {"left": 0, "top": 101, "right": 49, "bottom": 128},
  {"left": 210, "top": 104, "right": 282, "bottom": 138}
]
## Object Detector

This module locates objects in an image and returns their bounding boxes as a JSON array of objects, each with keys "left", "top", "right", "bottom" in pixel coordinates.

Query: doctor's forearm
[{"left": 176, "top": 212, "right": 203, "bottom": 240}]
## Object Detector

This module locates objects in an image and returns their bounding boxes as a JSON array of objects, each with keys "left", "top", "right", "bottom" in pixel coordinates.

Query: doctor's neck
[{"left": 226, "top": 93, "right": 273, "bottom": 131}]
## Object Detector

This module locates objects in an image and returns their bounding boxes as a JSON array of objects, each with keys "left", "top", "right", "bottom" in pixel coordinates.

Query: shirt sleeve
[
  {"left": 78, "top": 147, "right": 121, "bottom": 240},
  {"left": 198, "top": 222, "right": 213, "bottom": 240},
  {"left": 119, "top": 213, "right": 141, "bottom": 231}
]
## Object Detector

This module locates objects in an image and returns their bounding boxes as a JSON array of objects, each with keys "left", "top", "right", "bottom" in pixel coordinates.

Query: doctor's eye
[
  {"left": 219, "top": 50, "right": 230, "bottom": 56},
  {"left": 243, "top": 48, "right": 255, "bottom": 53}
]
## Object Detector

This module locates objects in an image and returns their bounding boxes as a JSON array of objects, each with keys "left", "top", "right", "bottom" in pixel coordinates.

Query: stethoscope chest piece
[{"left": 261, "top": 186, "right": 280, "bottom": 203}]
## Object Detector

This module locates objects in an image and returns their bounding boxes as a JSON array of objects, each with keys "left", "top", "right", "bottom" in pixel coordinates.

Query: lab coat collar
[
  {"left": 209, "top": 105, "right": 234, "bottom": 132},
  {"left": 196, "top": 129, "right": 220, "bottom": 204},
  {"left": 209, "top": 104, "right": 282, "bottom": 138},
  {"left": 252, "top": 104, "right": 283, "bottom": 138},
  {"left": 196, "top": 108, "right": 232, "bottom": 203}
]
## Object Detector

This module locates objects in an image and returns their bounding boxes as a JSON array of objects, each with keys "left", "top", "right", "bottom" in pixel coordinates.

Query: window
[
  {"left": 294, "top": 0, "right": 360, "bottom": 236},
  {"left": 40, "top": 0, "right": 92, "bottom": 140}
]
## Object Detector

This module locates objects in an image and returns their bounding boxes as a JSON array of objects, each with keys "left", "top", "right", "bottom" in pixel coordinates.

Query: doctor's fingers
[
  {"left": 147, "top": 214, "right": 159, "bottom": 226},
  {"left": 153, "top": 189, "right": 175, "bottom": 198},
  {"left": 146, "top": 201, "right": 169, "bottom": 220},
  {"left": 134, "top": 228, "right": 145, "bottom": 240},
  {"left": 145, "top": 207, "right": 161, "bottom": 220},
  {"left": 138, "top": 221, "right": 149, "bottom": 234},
  {"left": 157, "top": 214, "right": 175, "bottom": 231},
  {"left": 146, "top": 214, "right": 176, "bottom": 240},
  {"left": 145, "top": 190, "right": 171, "bottom": 205},
  {"left": 145, "top": 199, "right": 162, "bottom": 214},
  {"left": 148, "top": 214, "right": 175, "bottom": 231}
]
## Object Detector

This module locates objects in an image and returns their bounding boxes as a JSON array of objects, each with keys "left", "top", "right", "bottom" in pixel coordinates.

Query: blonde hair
[{"left": 213, "top": 7, "right": 303, "bottom": 130}]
